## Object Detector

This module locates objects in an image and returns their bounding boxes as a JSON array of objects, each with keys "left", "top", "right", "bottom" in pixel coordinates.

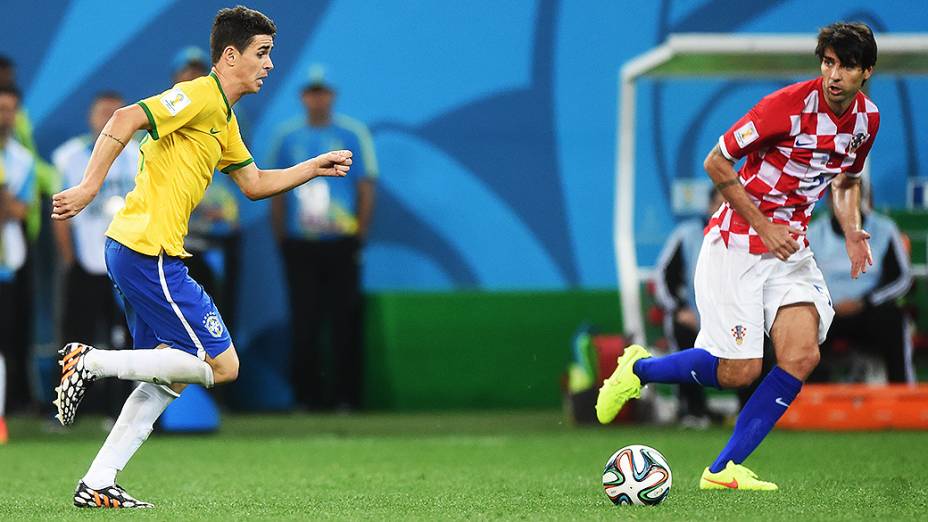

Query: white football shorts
[{"left": 693, "top": 229, "right": 835, "bottom": 359}]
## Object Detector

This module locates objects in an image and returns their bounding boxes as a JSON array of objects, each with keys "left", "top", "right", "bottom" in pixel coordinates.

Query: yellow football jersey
[{"left": 106, "top": 72, "right": 252, "bottom": 257}]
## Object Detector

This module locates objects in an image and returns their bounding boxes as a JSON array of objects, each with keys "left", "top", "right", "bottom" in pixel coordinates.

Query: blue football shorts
[{"left": 104, "top": 237, "right": 232, "bottom": 359}]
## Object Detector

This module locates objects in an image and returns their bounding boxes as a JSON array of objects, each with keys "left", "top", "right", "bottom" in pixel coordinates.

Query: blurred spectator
[
  {"left": 0, "top": 56, "right": 11, "bottom": 86},
  {"left": 173, "top": 47, "right": 243, "bottom": 334},
  {"left": 0, "top": 55, "right": 59, "bottom": 242},
  {"left": 171, "top": 46, "right": 209, "bottom": 83},
  {"left": 51, "top": 91, "right": 137, "bottom": 416},
  {"left": 1, "top": 56, "right": 60, "bottom": 417},
  {"left": 808, "top": 188, "right": 915, "bottom": 383},
  {"left": 269, "top": 64, "right": 378, "bottom": 411},
  {"left": 0, "top": 155, "right": 5, "bottom": 442},
  {"left": 0, "top": 85, "right": 36, "bottom": 429},
  {"left": 653, "top": 188, "right": 724, "bottom": 428}
]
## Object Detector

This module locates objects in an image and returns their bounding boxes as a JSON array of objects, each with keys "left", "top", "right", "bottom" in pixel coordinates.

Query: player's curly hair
[
  {"left": 210, "top": 5, "right": 277, "bottom": 64},
  {"left": 815, "top": 22, "right": 877, "bottom": 71}
]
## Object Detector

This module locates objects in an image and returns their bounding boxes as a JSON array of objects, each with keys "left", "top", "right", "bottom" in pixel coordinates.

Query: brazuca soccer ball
[{"left": 602, "top": 444, "right": 672, "bottom": 506}]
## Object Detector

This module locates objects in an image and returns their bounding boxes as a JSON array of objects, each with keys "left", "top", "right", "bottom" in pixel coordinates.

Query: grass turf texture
[{"left": 2, "top": 411, "right": 926, "bottom": 520}]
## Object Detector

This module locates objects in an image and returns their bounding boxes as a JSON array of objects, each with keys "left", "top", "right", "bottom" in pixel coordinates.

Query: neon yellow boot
[
  {"left": 594, "top": 344, "right": 651, "bottom": 424},
  {"left": 700, "top": 461, "right": 778, "bottom": 491}
]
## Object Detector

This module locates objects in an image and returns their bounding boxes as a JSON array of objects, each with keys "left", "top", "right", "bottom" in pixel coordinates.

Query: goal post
[{"left": 614, "top": 33, "right": 928, "bottom": 344}]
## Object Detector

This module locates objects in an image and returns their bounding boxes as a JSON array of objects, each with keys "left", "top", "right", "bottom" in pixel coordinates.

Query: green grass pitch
[{"left": 1, "top": 411, "right": 926, "bottom": 520}]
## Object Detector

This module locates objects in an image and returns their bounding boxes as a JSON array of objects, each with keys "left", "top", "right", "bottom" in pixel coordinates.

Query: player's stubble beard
[{"left": 824, "top": 85, "right": 846, "bottom": 108}]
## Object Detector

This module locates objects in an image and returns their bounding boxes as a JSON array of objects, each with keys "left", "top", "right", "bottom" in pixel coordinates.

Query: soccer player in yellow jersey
[{"left": 49, "top": 7, "right": 352, "bottom": 509}]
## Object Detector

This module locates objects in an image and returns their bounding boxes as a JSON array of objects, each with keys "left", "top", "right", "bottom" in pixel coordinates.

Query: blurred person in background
[
  {"left": 0, "top": 56, "right": 36, "bottom": 157},
  {"left": 1, "top": 56, "right": 62, "bottom": 418},
  {"left": 0, "top": 159, "right": 5, "bottom": 442},
  {"left": 0, "top": 84, "right": 37, "bottom": 442},
  {"left": 807, "top": 184, "right": 914, "bottom": 383},
  {"left": 52, "top": 91, "right": 137, "bottom": 420},
  {"left": 270, "top": 64, "right": 378, "bottom": 412},
  {"left": 0, "top": 55, "right": 61, "bottom": 262},
  {"left": 172, "top": 46, "right": 210, "bottom": 84},
  {"left": 653, "top": 188, "right": 725, "bottom": 429},
  {"left": 174, "top": 47, "right": 242, "bottom": 335}
]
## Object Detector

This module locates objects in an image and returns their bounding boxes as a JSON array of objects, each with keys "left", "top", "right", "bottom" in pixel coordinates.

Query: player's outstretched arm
[
  {"left": 51, "top": 104, "right": 150, "bottom": 220},
  {"left": 832, "top": 173, "right": 871, "bottom": 279},
  {"left": 229, "top": 150, "right": 352, "bottom": 201},
  {"left": 704, "top": 145, "right": 804, "bottom": 261}
]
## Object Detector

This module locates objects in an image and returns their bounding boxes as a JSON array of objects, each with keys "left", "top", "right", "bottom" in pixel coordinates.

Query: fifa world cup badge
[{"left": 731, "top": 325, "right": 747, "bottom": 345}]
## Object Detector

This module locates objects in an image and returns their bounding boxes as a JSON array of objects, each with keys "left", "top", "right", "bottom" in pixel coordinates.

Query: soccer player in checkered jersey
[
  {"left": 50, "top": 7, "right": 352, "bottom": 508},
  {"left": 597, "top": 22, "right": 878, "bottom": 490}
]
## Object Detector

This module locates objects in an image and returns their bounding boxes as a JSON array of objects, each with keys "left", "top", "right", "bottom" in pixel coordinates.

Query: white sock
[
  {"left": 0, "top": 353, "right": 6, "bottom": 417},
  {"left": 84, "top": 348, "right": 214, "bottom": 388},
  {"left": 82, "top": 383, "right": 179, "bottom": 489}
]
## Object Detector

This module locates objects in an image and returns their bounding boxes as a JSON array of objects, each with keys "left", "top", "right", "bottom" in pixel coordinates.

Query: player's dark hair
[
  {"left": 815, "top": 22, "right": 878, "bottom": 70},
  {"left": 210, "top": 6, "right": 277, "bottom": 64},
  {"left": 0, "top": 55, "right": 12, "bottom": 70},
  {"left": 93, "top": 90, "right": 123, "bottom": 103},
  {"left": 0, "top": 84, "right": 21, "bottom": 100}
]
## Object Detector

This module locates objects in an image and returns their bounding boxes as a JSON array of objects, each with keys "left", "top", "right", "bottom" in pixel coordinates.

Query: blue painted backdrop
[{"left": 3, "top": 0, "right": 926, "bottom": 355}]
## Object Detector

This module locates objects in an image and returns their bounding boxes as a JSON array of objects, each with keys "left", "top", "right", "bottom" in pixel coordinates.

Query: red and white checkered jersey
[{"left": 707, "top": 77, "right": 879, "bottom": 254}]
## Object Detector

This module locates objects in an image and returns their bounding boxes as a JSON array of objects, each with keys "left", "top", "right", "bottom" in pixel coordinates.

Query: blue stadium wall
[{"left": 5, "top": 1, "right": 926, "bottom": 408}]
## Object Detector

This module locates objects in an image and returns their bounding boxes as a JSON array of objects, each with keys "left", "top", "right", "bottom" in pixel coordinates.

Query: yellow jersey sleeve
[
  {"left": 136, "top": 80, "right": 210, "bottom": 141},
  {"left": 218, "top": 112, "right": 254, "bottom": 173}
]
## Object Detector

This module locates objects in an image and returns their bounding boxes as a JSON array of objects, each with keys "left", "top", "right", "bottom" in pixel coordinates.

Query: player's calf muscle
[{"left": 716, "top": 358, "right": 762, "bottom": 388}]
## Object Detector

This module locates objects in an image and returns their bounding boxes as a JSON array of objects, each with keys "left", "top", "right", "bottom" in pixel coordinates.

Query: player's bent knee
[
  {"left": 216, "top": 364, "right": 239, "bottom": 384},
  {"left": 211, "top": 362, "right": 239, "bottom": 385},
  {"left": 779, "top": 346, "right": 820, "bottom": 381},
  {"left": 207, "top": 346, "right": 240, "bottom": 385}
]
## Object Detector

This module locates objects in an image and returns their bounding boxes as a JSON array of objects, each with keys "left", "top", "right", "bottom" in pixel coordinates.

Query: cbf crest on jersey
[
  {"left": 203, "top": 312, "right": 224, "bottom": 338},
  {"left": 731, "top": 325, "right": 747, "bottom": 345}
]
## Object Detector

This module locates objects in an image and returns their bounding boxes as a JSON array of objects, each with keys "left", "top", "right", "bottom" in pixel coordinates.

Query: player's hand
[
  {"left": 311, "top": 150, "right": 352, "bottom": 178},
  {"left": 674, "top": 308, "right": 698, "bottom": 330},
  {"left": 51, "top": 184, "right": 96, "bottom": 220},
  {"left": 844, "top": 229, "right": 872, "bottom": 279},
  {"left": 757, "top": 222, "right": 805, "bottom": 261}
]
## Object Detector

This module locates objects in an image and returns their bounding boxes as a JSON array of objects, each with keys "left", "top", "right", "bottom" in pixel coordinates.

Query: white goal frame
[{"left": 614, "top": 33, "right": 928, "bottom": 343}]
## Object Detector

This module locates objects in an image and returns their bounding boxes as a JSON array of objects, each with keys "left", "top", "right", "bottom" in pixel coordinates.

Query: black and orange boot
[
  {"left": 53, "top": 343, "right": 97, "bottom": 426},
  {"left": 73, "top": 481, "right": 153, "bottom": 509}
]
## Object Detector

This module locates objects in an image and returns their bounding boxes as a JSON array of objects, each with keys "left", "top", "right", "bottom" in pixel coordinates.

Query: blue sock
[
  {"left": 633, "top": 348, "right": 720, "bottom": 389},
  {"left": 709, "top": 366, "right": 802, "bottom": 473}
]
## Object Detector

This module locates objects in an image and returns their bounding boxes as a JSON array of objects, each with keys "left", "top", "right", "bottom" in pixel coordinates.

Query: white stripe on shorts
[{"left": 158, "top": 252, "right": 206, "bottom": 360}]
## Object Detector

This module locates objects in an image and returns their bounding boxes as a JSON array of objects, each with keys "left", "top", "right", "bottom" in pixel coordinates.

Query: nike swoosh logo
[
  {"left": 775, "top": 397, "right": 790, "bottom": 407},
  {"left": 691, "top": 370, "right": 702, "bottom": 385},
  {"left": 704, "top": 477, "right": 738, "bottom": 489},
  {"left": 209, "top": 128, "right": 220, "bottom": 135}
]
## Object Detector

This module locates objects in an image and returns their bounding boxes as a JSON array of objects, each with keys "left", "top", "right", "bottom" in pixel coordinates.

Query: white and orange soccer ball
[{"left": 602, "top": 444, "right": 672, "bottom": 506}]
